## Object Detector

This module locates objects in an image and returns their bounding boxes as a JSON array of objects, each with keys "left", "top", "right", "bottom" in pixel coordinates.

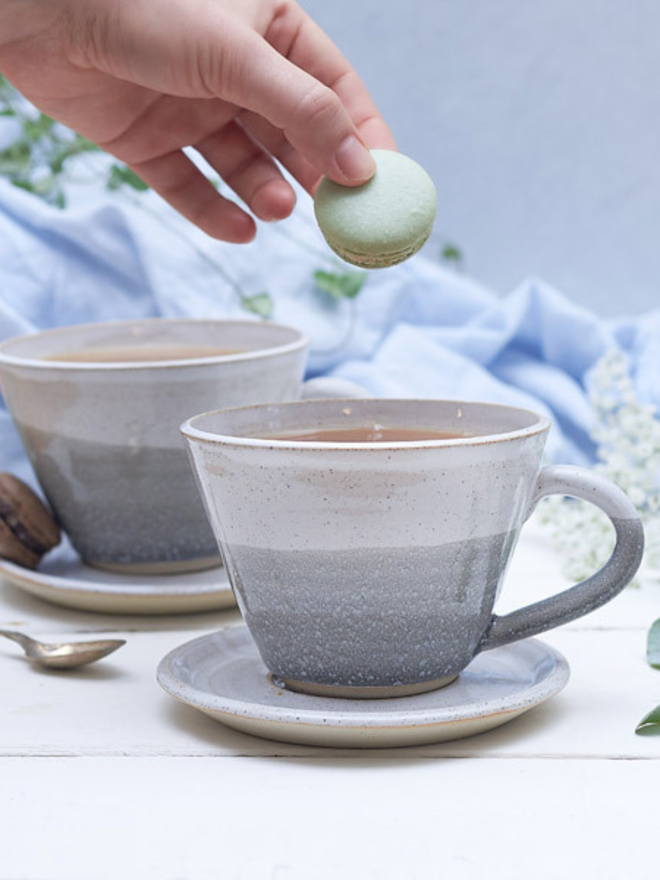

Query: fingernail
[{"left": 335, "top": 136, "right": 375, "bottom": 182}]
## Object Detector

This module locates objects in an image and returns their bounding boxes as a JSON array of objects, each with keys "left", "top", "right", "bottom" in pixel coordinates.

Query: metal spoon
[{"left": 0, "top": 629, "right": 126, "bottom": 669}]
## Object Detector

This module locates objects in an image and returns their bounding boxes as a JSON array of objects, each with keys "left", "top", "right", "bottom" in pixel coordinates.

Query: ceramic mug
[
  {"left": 182, "top": 398, "right": 644, "bottom": 698},
  {"left": 0, "top": 318, "right": 363, "bottom": 574}
]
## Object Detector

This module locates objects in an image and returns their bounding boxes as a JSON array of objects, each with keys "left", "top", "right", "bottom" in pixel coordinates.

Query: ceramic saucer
[
  {"left": 0, "top": 541, "right": 235, "bottom": 615},
  {"left": 157, "top": 625, "right": 570, "bottom": 748}
]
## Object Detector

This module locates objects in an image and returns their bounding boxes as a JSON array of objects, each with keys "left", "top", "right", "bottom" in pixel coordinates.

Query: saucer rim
[
  {"left": 157, "top": 625, "right": 570, "bottom": 741},
  {"left": 0, "top": 554, "right": 235, "bottom": 615}
]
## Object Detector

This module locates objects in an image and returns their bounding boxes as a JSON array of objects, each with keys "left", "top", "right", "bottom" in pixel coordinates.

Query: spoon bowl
[{"left": 0, "top": 629, "right": 126, "bottom": 669}]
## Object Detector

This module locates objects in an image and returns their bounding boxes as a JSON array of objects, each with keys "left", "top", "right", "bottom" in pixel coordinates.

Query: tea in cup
[{"left": 182, "top": 398, "right": 644, "bottom": 697}]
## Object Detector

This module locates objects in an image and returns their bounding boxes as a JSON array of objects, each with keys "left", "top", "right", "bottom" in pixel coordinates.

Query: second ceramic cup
[{"left": 0, "top": 318, "right": 357, "bottom": 574}]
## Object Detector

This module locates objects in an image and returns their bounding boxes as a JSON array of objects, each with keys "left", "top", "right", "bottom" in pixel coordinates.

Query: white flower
[{"left": 543, "top": 349, "right": 659, "bottom": 584}]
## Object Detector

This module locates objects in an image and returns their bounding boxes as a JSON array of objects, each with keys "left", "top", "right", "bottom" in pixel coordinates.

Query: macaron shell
[
  {"left": 314, "top": 150, "right": 437, "bottom": 269},
  {"left": 0, "top": 516, "right": 40, "bottom": 568},
  {"left": 0, "top": 473, "right": 60, "bottom": 568}
]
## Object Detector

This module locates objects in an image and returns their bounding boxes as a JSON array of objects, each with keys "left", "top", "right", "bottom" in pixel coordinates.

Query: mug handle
[
  {"left": 478, "top": 464, "right": 645, "bottom": 652},
  {"left": 300, "top": 377, "right": 373, "bottom": 400}
]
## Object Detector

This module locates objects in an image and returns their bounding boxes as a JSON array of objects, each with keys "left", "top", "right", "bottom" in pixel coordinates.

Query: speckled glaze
[
  {"left": 0, "top": 319, "right": 310, "bottom": 573},
  {"left": 157, "top": 626, "right": 570, "bottom": 748},
  {"left": 183, "top": 399, "right": 644, "bottom": 699}
]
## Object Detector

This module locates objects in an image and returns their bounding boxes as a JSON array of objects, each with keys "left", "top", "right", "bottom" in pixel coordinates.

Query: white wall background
[{"left": 301, "top": 0, "right": 660, "bottom": 317}]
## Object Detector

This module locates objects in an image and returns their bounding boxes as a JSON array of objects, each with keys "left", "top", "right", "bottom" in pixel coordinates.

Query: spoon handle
[{"left": 0, "top": 630, "right": 35, "bottom": 649}]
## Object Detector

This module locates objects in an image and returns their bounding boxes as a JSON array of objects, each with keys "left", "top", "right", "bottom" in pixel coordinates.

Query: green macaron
[{"left": 313, "top": 149, "right": 437, "bottom": 269}]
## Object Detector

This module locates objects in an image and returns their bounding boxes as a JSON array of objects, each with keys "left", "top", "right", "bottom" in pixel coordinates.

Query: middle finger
[{"left": 195, "top": 119, "right": 296, "bottom": 221}]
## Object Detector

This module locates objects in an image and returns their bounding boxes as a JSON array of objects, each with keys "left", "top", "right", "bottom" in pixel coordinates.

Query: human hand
[{"left": 0, "top": 0, "right": 396, "bottom": 241}]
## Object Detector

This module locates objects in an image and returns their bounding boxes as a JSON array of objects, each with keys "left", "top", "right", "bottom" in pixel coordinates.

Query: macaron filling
[{"left": 327, "top": 228, "right": 434, "bottom": 269}]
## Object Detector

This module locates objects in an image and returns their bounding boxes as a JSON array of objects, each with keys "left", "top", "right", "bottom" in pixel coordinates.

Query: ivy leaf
[
  {"left": 10, "top": 179, "right": 40, "bottom": 194},
  {"left": 74, "top": 134, "right": 99, "bottom": 151},
  {"left": 107, "top": 163, "right": 149, "bottom": 192},
  {"left": 10, "top": 177, "right": 66, "bottom": 207},
  {"left": 647, "top": 618, "right": 660, "bottom": 669},
  {"left": 240, "top": 292, "right": 274, "bottom": 319},
  {"left": 440, "top": 243, "right": 464, "bottom": 267},
  {"left": 0, "top": 141, "right": 32, "bottom": 173},
  {"left": 49, "top": 138, "right": 98, "bottom": 175},
  {"left": 22, "top": 113, "right": 55, "bottom": 140},
  {"left": 49, "top": 151, "right": 71, "bottom": 176},
  {"left": 314, "top": 269, "right": 366, "bottom": 301},
  {"left": 0, "top": 158, "right": 28, "bottom": 175},
  {"left": 635, "top": 704, "right": 660, "bottom": 736}
]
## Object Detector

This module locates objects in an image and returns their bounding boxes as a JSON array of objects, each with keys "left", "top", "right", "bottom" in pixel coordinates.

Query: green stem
[
  {"left": 76, "top": 154, "right": 249, "bottom": 304},
  {"left": 270, "top": 211, "right": 340, "bottom": 266}
]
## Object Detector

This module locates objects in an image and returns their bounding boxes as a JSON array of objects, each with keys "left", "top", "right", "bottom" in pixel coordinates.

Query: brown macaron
[{"left": 0, "top": 473, "right": 61, "bottom": 569}]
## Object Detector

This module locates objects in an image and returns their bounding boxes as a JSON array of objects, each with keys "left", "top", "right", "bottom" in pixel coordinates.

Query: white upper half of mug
[
  {"left": 183, "top": 399, "right": 551, "bottom": 549},
  {"left": 0, "top": 318, "right": 311, "bottom": 446}
]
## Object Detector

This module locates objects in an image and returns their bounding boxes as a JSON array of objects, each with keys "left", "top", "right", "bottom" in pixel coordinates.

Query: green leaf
[
  {"left": 10, "top": 179, "right": 39, "bottom": 194},
  {"left": 0, "top": 108, "right": 15, "bottom": 117},
  {"left": 440, "top": 243, "right": 464, "bottom": 266},
  {"left": 0, "top": 160, "right": 28, "bottom": 175},
  {"left": 313, "top": 269, "right": 366, "bottom": 300},
  {"left": 635, "top": 703, "right": 660, "bottom": 735},
  {"left": 49, "top": 151, "right": 69, "bottom": 176},
  {"left": 240, "top": 292, "right": 274, "bottom": 319},
  {"left": 71, "top": 135, "right": 100, "bottom": 154},
  {"left": 647, "top": 618, "right": 660, "bottom": 669},
  {"left": 0, "top": 141, "right": 32, "bottom": 173},
  {"left": 9, "top": 176, "right": 66, "bottom": 207},
  {"left": 107, "top": 163, "right": 149, "bottom": 192},
  {"left": 48, "top": 137, "right": 100, "bottom": 175},
  {"left": 22, "top": 113, "right": 55, "bottom": 139}
]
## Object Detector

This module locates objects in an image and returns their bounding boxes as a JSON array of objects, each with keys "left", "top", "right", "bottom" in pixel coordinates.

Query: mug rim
[
  {"left": 0, "top": 317, "right": 309, "bottom": 371},
  {"left": 181, "top": 398, "right": 552, "bottom": 450}
]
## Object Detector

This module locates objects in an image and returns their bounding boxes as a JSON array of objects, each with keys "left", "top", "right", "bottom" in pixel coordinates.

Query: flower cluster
[{"left": 540, "top": 349, "right": 660, "bottom": 582}]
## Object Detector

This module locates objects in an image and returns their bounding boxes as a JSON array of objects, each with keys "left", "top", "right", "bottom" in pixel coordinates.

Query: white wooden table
[{"left": 1, "top": 518, "right": 658, "bottom": 880}]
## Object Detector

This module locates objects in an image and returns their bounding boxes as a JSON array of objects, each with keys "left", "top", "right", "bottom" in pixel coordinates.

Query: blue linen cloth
[{"left": 1, "top": 175, "right": 658, "bottom": 484}]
